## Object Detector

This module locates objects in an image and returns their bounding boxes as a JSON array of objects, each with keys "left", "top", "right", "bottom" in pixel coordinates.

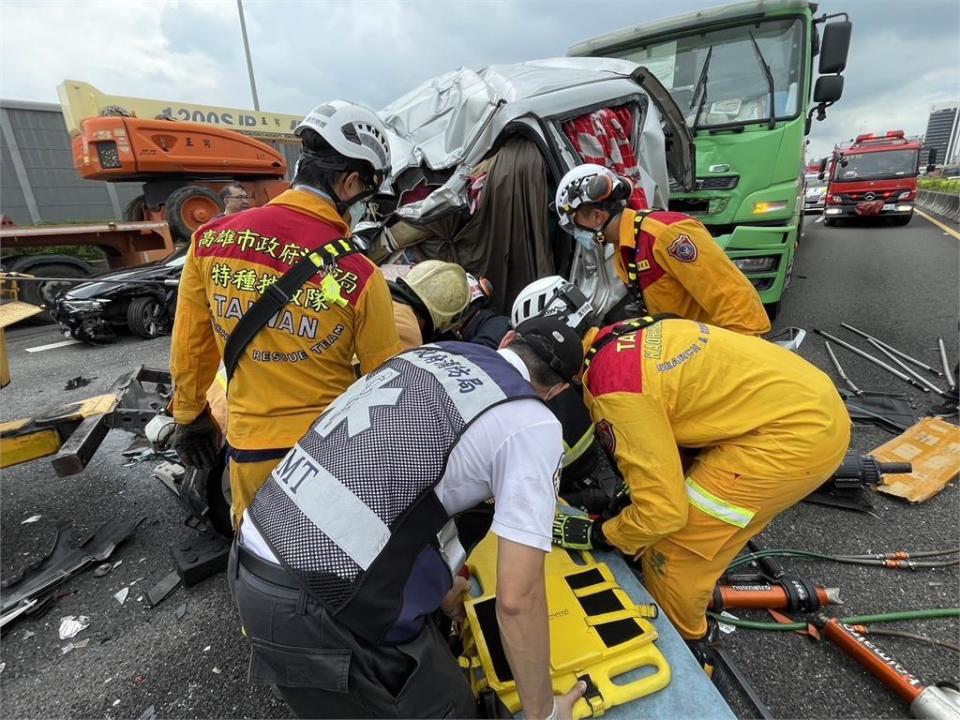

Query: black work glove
[
  {"left": 171, "top": 408, "right": 219, "bottom": 469},
  {"left": 551, "top": 512, "right": 612, "bottom": 551}
]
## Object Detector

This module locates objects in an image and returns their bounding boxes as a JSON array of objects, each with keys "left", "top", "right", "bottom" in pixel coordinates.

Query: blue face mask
[
  {"left": 348, "top": 201, "right": 367, "bottom": 228},
  {"left": 572, "top": 226, "right": 601, "bottom": 251}
]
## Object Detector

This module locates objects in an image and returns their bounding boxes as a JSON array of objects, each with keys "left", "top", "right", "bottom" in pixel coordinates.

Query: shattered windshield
[
  {"left": 833, "top": 150, "right": 919, "bottom": 182},
  {"left": 616, "top": 18, "right": 803, "bottom": 129}
]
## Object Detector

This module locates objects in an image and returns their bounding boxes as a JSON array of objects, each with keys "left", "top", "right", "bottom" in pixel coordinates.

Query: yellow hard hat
[{"left": 401, "top": 260, "right": 470, "bottom": 333}]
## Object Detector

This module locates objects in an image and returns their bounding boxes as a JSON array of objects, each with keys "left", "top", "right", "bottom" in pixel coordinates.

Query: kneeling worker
[
  {"left": 390, "top": 260, "right": 472, "bottom": 349},
  {"left": 552, "top": 317, "right": 849, "bottom": 668},
  {"left": 231, "top": 316, "right": 587, "bottom": 719}
]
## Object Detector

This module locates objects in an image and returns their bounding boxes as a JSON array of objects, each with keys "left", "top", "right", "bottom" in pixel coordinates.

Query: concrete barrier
[{"left": 917, "top": 189, "right": 960, "bottom": 222}]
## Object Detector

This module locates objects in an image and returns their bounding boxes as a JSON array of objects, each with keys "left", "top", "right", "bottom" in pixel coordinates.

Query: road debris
[
  {"left": 139, "top": 705, "right": 157, "bottom": 720},
  {"left": 113, "top": 560, "right": 123, "bottom": 569},
  {"left": 61, "top": 638, "right": 90, "bottom": 655},
  {"left": 0, "top": 662, "right": 5, "bottom": 675},
  {"left": 113, "top": 699, "right": 120, "bottom": 707},
  {"left": 58, "top": 615, "right": 90, "bottom": 640},
  {"left": 0, "top": 518, "right": 143, "bottom": 631},
  {"left": 64, "top": 375, "right": 95, "bottom": 391},
  {"left": 20, "top": 515, "right": 41, "bottom": 524},
  {"left": 113, "top": 587, "right": 130, "bottom": 605},
  {"left": 203, "top": 645, "right": 211, "bottom": 653},
  {"left": 94, "top": 563, "right": 112, "bottom": 578},
  {"left": 175, "top": 603, "right": 188, "bottom": 621},
  {"left": 872, "top": 417, "right": 960, "bottom": 502},
  {"left": 212, "top": 667, "right": 221, "bottom": 674},
  {"left": 22, "top": 630, "right": 34, "bottom": 640},
  {"left": 145, "top": 570, "right": 182, "bottom": 608},
  {"left": 717, "top": 611, "right": 739, "bottom": 635}
]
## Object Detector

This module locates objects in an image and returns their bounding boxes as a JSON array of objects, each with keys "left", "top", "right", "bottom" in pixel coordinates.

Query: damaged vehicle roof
[{"left": 379, "top": 56, "right": 695, "bottom": 224}]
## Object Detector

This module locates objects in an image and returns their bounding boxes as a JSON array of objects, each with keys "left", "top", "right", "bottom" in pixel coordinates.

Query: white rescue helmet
[
  {"left": 511, "top": 275, "right": 595, "bottom": 335},
  {"left": 554, "top": 164, "right": 632, "bottom": 235},
  {"left": 295, "top": 101, "right": 392, "bottom": 182}
]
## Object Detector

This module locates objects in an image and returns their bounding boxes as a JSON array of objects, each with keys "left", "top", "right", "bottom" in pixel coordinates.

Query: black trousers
[{"left": 228, "top": 542, "right": 477, "bottom": 719}]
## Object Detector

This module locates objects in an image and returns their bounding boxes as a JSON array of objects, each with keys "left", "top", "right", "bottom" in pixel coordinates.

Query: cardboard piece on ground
[{"left": 872, "top": 417, "right": 960, "bottom": 502}]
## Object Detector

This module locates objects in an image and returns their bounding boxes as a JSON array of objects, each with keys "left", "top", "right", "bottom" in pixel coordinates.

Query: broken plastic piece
[
  {"left": 64, "top": 376, "right": 94, "bottom": 391},
  {"left": 171, "top": 534, "right": 229, "bottom": 586},
  {"left": 175, "top": 603, "right": 187, "bottom": 621},
  {"left": 93, "top": 563, "right": 112, "bottom": 578},
  {"left": 0, "top": 518, "right": 142, "bottom": 619},
  {"left": 20, "top": 515, "right": 41, "bottom": 524},
  {"left": 145, "top": 570, "right": 182, "bottom": 608},
  {"left": 58, "top": 615, "right": 90, "bottom": 640},
  {"left": 139, "top": 705, "right": 157, "bottom": 720},
  {"left": 717, "top": 611, "right": 738, "bottom": 635},
  {"left": 113, "top": 587, "right": 129, "bottom": 605}
]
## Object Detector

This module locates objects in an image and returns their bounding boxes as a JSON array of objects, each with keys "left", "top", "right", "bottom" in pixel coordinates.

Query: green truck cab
[{"left": 569, "top": 0, "right": 851, "bottom": 317}]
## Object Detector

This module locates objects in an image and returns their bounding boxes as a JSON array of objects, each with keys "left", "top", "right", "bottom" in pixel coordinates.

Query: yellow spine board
[{"left": 462, "top": 533, "right": 671, "bottom": 718}]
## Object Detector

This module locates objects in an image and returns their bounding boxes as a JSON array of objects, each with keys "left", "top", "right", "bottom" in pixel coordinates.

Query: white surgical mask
[{"left": 572, "top": 226, "right": 601, "bottom": 251}]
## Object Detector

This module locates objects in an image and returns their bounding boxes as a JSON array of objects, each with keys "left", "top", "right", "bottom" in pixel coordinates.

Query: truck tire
[
  {"left": 165, "top": 185, "right": 223, "bottom": 242},
  {"left": 122, "top": 194, "right": 146, "bottom": 221},
  {"left": 892, "top": 213, "right": 912, "bottom": 226},
  {"left": 12, "top": 261, "right": 86, "bottom": 323},
  {"left": 126, "top": 295, "right": 169, "bottom": 339}
]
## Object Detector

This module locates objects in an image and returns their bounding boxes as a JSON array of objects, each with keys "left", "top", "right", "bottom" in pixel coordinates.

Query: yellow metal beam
[{"left": 0, "top": 428, "right": 62, "bottom": 469}]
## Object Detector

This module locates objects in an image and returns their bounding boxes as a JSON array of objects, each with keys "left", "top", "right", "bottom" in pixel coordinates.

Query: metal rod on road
[
  {"left": 825, "top": 341, "right": 862, "bottom": 396},
  {"left": 868, "top": 339, "right": 948, "bottom": 397},
  {"left": 938, "top": 338, "right": 957, "bottom": 391},
  {"left": 812, "top": 329, "right": 929, "bottom": 393},
  {"left": 840, "top": 322, "right": 943, "bottom": 377}
]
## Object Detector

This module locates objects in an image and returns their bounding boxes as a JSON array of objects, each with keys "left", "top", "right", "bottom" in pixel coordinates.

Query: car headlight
[
  {"left": 62, "top": 299, "right": 109, "bottom": 311},
  {"left": 895, "top": 204, "right": 913, "bottom": 212},
  {"left": 752, "top": 201, "right": 788, "bottom": 215},
  {"left": 734, "top": 256, "right": 778, "bottom": 272}
]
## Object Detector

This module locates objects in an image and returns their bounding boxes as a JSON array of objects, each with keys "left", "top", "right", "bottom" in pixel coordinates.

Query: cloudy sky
[{"left": 1, "top": 0, "right": 958, "bottom": 160}]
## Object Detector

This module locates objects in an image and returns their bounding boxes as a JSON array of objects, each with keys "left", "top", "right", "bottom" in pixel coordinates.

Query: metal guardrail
[{"left": 917, "top": 189, "right": 960, "bottom": 222}]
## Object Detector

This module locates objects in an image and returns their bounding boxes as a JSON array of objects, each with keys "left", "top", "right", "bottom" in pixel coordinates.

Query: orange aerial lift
[{"left": 2, "top": 81, "right": 301, "bottom": 312}]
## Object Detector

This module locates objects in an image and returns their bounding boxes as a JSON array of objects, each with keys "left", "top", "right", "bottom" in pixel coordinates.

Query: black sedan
[{"left": 51, "top": 247, "right": 185, "bottom": 344}]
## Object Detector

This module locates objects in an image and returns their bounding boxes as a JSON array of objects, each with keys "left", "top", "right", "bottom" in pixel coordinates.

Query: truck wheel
[
  {"left": 126, "top": 295, "right": 169, "bottom": 338},
  {"left": 165, "top": 185, "right": 224, "bottom": 242},
  {"left": 14, "top": 262, "right": 83, "bottom": 323},
  {"left": 122, "top": 194, "right": 146, "bottom": 221},
  {"left": 892, "top": 213, "right": 912, "bottom": 226}
]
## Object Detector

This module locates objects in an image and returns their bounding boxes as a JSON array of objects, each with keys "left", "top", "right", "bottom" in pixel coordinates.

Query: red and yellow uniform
[
  {"left": 615, "top": 208, "right": 771, "bottom": 336},
  {"left": 582, "top": 318, "right": 849, "bottom": 638},
  {"left": 171, "top": 188, "right": 401, "bottom": 520},
  {"left": 392, "top": 301, "right": 423, "bottom": 350}
]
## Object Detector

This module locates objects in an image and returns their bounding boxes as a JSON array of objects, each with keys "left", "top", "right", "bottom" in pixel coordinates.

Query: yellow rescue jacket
[
  {"left": 582, "top": 319, "right": 849, "bottom": 554},
  {"left": 614, "top": 208, "right": 771, "bottom": 336},
  {"left": 170, "top": 188, "right": 401, "bottom": 450},
  {"left": 392, "top": 300, "right": 424, "bottom": 350}
]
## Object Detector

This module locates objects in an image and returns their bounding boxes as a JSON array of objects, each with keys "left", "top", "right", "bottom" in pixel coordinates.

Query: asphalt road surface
[{"left": 1, "top": 210, "right": 957, "bottom": 719}]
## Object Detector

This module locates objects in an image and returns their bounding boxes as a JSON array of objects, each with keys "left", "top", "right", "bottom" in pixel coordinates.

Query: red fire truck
[{"left": 820, "top": 130, "right": 922, "bottom": 226}]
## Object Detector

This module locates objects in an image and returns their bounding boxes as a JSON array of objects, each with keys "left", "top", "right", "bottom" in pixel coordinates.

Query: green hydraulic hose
[{"left": 707, "top": 607, "right": 960, "bottom": 632}]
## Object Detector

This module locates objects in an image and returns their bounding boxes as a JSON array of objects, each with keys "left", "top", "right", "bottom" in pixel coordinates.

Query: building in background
[{"left": 923, "top": 101, "right": 960, "bottom": 167}]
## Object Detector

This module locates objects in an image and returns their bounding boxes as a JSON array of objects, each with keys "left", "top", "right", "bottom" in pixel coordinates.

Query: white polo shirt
[{"left": 240, "top": 348, "right": 562, "bottom": 560}]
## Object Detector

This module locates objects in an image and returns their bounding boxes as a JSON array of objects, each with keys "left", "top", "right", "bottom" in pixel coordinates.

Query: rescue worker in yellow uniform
[
  {"left": 389, "top": 260, "right": 472, "bottom": 349},
  {"left": 554, "top": 164, "right": 770, "bottom": 336},
  {"left": 552, "top": 315, "right": 849, "bottom": 671},
  {"left": 169, "top": 100, "right": 401, "bottom": 526}
]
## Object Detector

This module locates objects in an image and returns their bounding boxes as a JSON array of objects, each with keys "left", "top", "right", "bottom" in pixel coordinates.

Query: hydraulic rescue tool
[
  {"left": 805, "top": 452, "right": 912, "bottom": 512},
  {"left": 815, "top": 615, "right": 960, "bottom": 720}
]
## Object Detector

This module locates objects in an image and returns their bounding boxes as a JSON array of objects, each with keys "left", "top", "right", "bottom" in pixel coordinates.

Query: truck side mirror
[
  {"left": 814, "top": 75, "right": 844, "bottom": 104},
  {"left": 818, "top": 157, "right": 828, "bottom": 180},
  {"left": 819, "top": 21, "right": 852, "bottom": 74}
]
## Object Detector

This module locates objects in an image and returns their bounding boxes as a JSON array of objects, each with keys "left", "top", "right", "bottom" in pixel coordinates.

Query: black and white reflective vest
[{"left": 248, "top": 341, "right": 540, "bottom": 644}]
